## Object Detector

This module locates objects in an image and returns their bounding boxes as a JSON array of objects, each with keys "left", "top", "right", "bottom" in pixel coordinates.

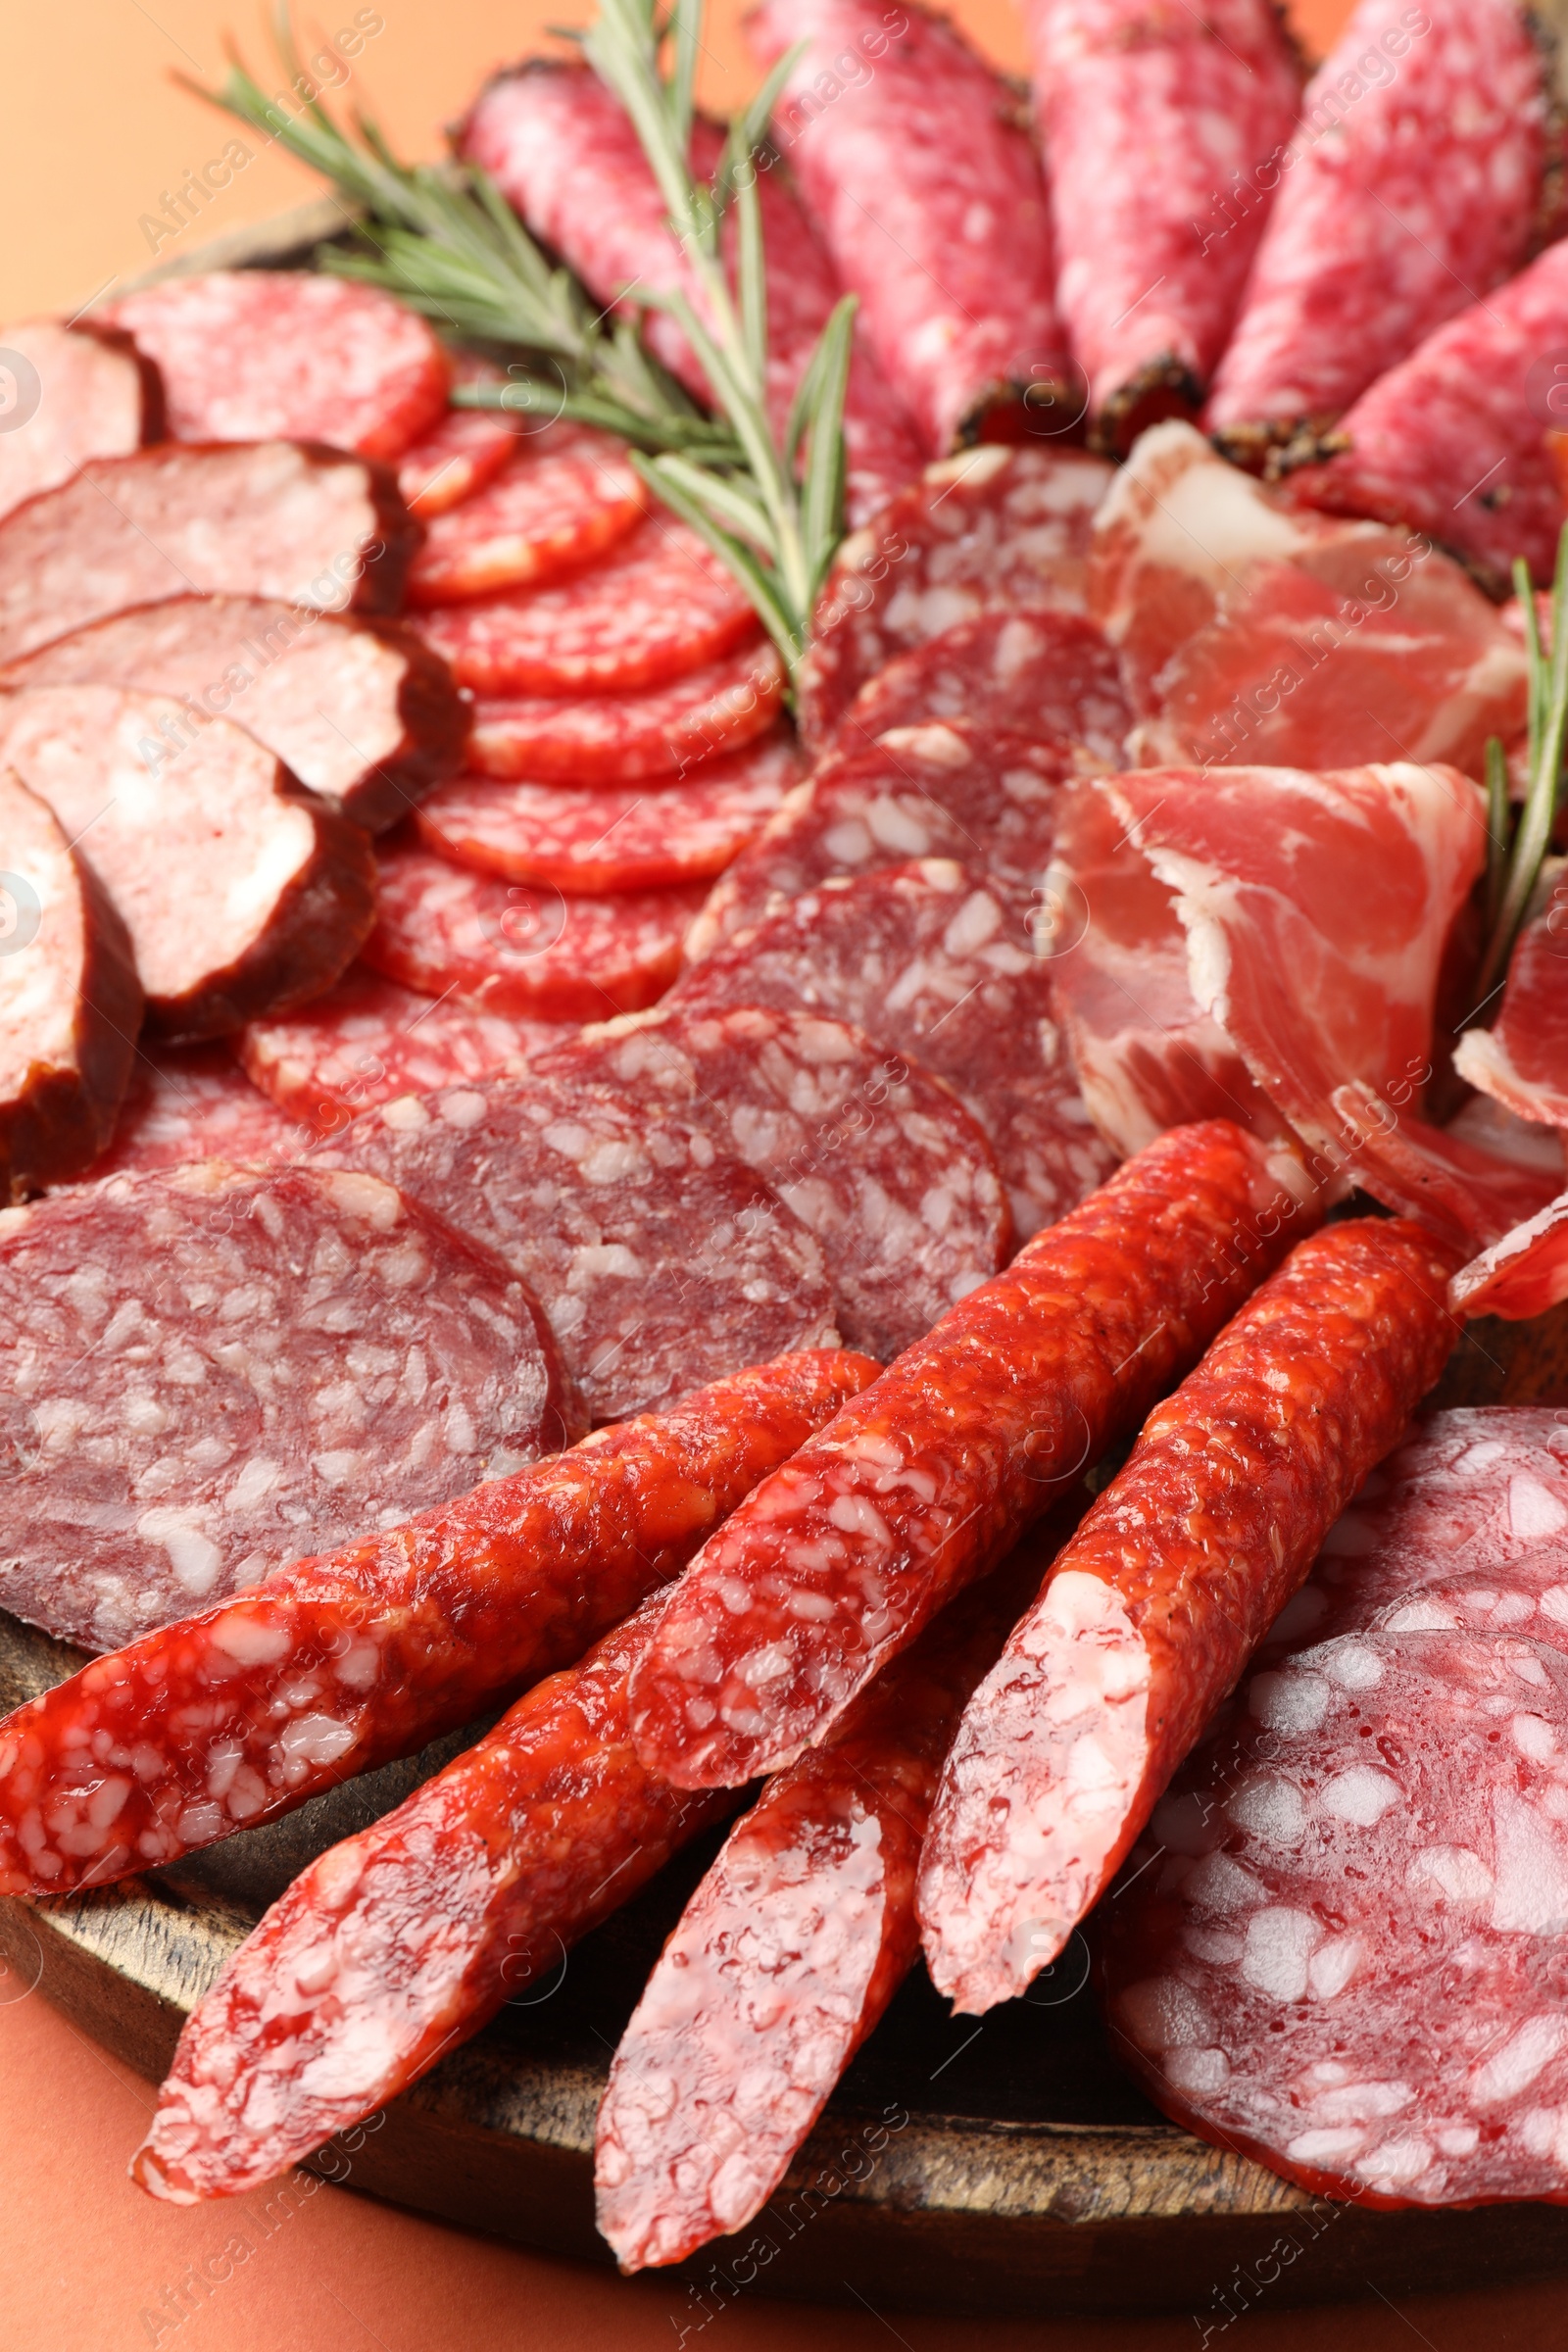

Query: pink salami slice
[
  {"left": 413, "top": 729, "right": 803, "bottom": 895},
  {"left": 363, "top": 835, "right": 706, "bottom": 1020},
  {"left": 405, "top": 424, "right": 646, "bottom": 605},
  {"left": 0, "top": 319, "right": 161, "bottom": 525},
  {"left": 831, "top": 611, "right": 1130, "bottom": 765},
  {"left": 416, "top": 515, "right": 760, "bottom": 693},
  {"left": 90, "top": 1044, "right": 306, "bottom": 1180},
  {"left": 1205, "top": 0, "right": 1552, "bottom": 460},
  {"left": 535, "top": 1004, "right": 1010, "bottom": 1360},
  {"left": 0, "top": 1160, "right": 576, "bottom": 1652},
  {"left": 396, "top": 355, "right": 519, "bottom": 516},
  {"left": 101, "top": 272, "right": 450, "bottom": 461},
  {"left": 798, "top": 445, "right": 1114, "bottom": 750},
  {"left": 1022, "top": 0, "right": 1301, "bottom": 450},
  {"left": 320, "top": 1077, "right": 839, "bottom": 1423},
  {"left": 238, "top": 965, "right": 555, "bottom": 1142},
  {"left": 1101, "top": 1626, "right": 1568, "bottom": 2208},
  {"left": 468, "top": 641, "right": 786, "bottom": 783},
  {"left": 669, "top": 859, "right": 1116, "bottom": 1240}
]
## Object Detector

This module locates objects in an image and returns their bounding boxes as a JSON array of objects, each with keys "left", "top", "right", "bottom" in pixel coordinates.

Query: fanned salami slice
[
  {"left": 0, "top": 443, "right": 417, "bottom": 664},
  {"left": 1290, "top": 240, "right": 1568, "bottom": 590},
  {"left": 468, "top": 641, "right": 786, "bottom": 784},
  {"left": 1454, "top": 907, "right": 1568, "bottom": 1129},
  {"left": 0, "top": 318, "right": 161, "bottom": 525},
  {"left": 1101, "top": 1626, "right": 1568, "bottom": 2208},
  {"left": 101, "top": 272, "right": 450, "bottom": 462},
  {"left": 416, "top": 515, "right": 760, "bottom": 693},
  {"left": 396, "top": 355, "right": 519, "bottom": 516},
  {"left": 686, "top": 723, "right": 1071, "bottom": 961},
  {"left": 1022, "top": 0, "right": 1301, "bottom": 450},
  {"left": 363, "top": 836, "right": 704, "bottom": 1021},
  {"left": 799, "top": 445, "right": 1114, "bottom": 749},
  {"left": 405, "top": 423, "right": 646, "bottom": 605},
  {"left": 460, "top": 62, "right": 925, "bottom": 525},
  {"left": 0, "top": 595, "right": 467, "bottom": 834},
  {"left": 90, "top": 1044, "right": 305, "bottom": 1179},
  {"left": 413, "top": 730, "right": 803, "bottom": 896},
  {"left": 1205, "top": 0, "right": 1553, "bottom": 460},
  {"left": 832, "top": 611, "right": 1129, "bottom": 765},
  {"left": 0, "top": 686, "right": 376, "bottom": 1041},
  {"left": 534, "top": 1004, "right": 1010, "bottom": 1360},
  {"left": 748, "top": 0, "right": 1074, "bottom": 456},
  {"left": 0, "top": 771, "right": 140, "bottom": 1197},
  {"left": 0, "top": 1160, "right": 574, "bottom": 1652},
  {"left": 320, "top": 1076, "right": 839, "bottom": 1422},
  {"left": 669, "top": 860, "right": 1116, "bottom": 1239},
  {"left": 238, "top": 966, "right": 552, "bottom": 1142}
]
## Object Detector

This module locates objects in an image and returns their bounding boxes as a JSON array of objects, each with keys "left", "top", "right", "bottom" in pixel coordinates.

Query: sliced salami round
[
  {"left": 405, "top": 424, "right": 646, "bottom": 605},
  {"left": 364, "top": 835, "right": 705, "bottom": 1020},
  {"left": 0, "top": 685, "right": 377, "bottom": 1040},
  {"left": 0, "top": 595, "right": 468, "bottom": 835},
  {"left": 797, "top": 444, "right": 1114, "bottom": 749},
  {"left": 416, "top": 514, "right": 760, "bottom": 693},
  {"left": 0, "top": 770, "right": 141, "bottom": 1197},
  {"left": 668, "top": 860, "right": 1116, "bottom": 1239},
  {"left": 321, "top": 1076, "right": 839, "bottom": 1422},
  {"left": 238, "top": 964, "right": 554, "bottom": 1141},
  {"left": 90, "top": 1044, "right": 307, "bottom": 1180},
  {"left": 832, "top": 611, "right": 1130, "bottom": 765},
  {"left": 0, "top": 1159, "right": 577, "bottom": 1652},
  {"left": 535, "top": 1004, "right": 1010, "bottom": 1360},
  {"left": 101, "top": 272, "right": 451, "bottom": 461},
  {"left": 468, "top": 640, "right": 787, "bottom": 784},
  {"left": 1101, "top": 1627, "right": 1568, "bottom": 2208},
  {"left": 0, "top": 318, "right": 161, "bottom": 526},
  {"left": 396, "top": 355, "right": 519, "bottom": 516},
  {"left": 413, "top": 728, "right": 804, "bottom": 895}
]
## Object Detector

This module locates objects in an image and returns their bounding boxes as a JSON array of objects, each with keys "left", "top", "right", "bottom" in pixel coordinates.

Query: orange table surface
[{"left": 12, "top": 2, "right": 1565, "bottom": 2347}]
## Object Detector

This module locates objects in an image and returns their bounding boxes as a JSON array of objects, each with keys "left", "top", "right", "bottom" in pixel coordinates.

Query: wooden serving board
[{"left": 18, "top": 210, "right": 1568, "bottom": 2316}]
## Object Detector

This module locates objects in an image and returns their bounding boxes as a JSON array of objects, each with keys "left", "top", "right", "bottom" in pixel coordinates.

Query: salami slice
[
  {"left": 0, "top": 1160, "right": 574, "bottom": 1653},
  {"left": 0, "top": 1350, "right": 876, "bottom": 1897},
  {"left": 0, "top": 595, "right": 468, "bottom": 834},
  {"left": 1100, "top": 1626, "right": 1568, "bottom": 2208},
  {"left": 404, "top": 424, "right": 646, "bottom": 605},
  {"left": 0, "top": 771, "right": 140, "bottom": 1197},
  {"left": 415, "top": 515, "right": 760, "bottom": 694},
  {"left": 0, "top": 319, "right": 161, "bottom": 525},
  {"left": 460, "top": 62, "right": 925, "bottom": 526},
  {"left": 133, "top": 1589, "right": 741, "bottom": 2203},
  {"left": 626, "top": 1121, "right": 1315, "bottom": 1788},
  {"left": 238, "top": 965, "right": 552, "bottom": 1142},
  {"left": 1205, "top": 0, "right": 1553, "bottom": 462},
  {"left": 685, "top": 723, "right": 1071, "bottom": 961},
  {"left": 1453, "top": 906, "right": 1568, "bottom": 1130},
  {"left": 0, "top": 443, "right": 417, "bottom": 665},
  {"left": 0, "top": 686, "right": 376, "bottom": 1041},
  {"left": 748, "top": 0, "right": 1075, "bottom": 457},
  {"left": 669, "top": 860, "right": 1116, "bottom": 1240},
  {"left": 363, "top": 837, "right": 705, "bottom": 1021},
  {"left": 101, "top": 273, "right": 450, "bottom": 462},
  {"left": 320, "top": 1074, "right": 839, "bottom": 1422},
  {"left": 1022, "top": 0, "right": 1301, "bottom": 450},
  {"left": 90, "top": 1043, "right": 306, "bottom": 1179},
  {"left": 413, "top": 731, "right": 804, "bottom": 896},
  {"left": 1289, "top": 240, "right": 1568, "bottom": 591},
  {"left": 536, "top": 1005, "right": 1009, "bottom": 1360},
  {"left": 831, "top": 611, "right": 1130, "bottom": 766},
  {"left": 917, "top": 1217, "right": 1461, "bottom": 2015},
  {"left": 396, "top": 355, "right": 519, "bottom": 516},
  {"left": 798, "top": 444, "right": 1114, "bottom": 749},
  {"left": 468, "top": 641, "right": 787, "bottom": 785}
]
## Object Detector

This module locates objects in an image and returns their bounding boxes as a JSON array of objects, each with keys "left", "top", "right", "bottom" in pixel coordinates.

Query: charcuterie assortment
[{"left": 6, "top": 0, "right": 1568, "bottom": 2270}]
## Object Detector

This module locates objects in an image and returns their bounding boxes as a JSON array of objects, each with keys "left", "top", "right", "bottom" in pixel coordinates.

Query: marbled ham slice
[{"left": 1454, "top": 906, "right": 1568, "bottom": 1131}]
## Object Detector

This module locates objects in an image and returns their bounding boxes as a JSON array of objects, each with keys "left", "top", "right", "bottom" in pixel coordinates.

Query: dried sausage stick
[
  {"left": 917, "top": 1218, "right": 1462, "bottom": 2016},
  {"left": 0, "top": 1350, "right": 876, "bottom": 1898},
  {"left": 132, "top": 1590, "right": 741, "bottom": 2202},
  {"left": 628, "top": 1122, "right": 1317, "bottom": 1789}
]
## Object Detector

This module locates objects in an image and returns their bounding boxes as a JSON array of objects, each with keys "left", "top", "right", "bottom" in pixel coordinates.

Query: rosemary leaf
[{"left": 1477, "top": 522, "right": 1568, "bottom": 1004}]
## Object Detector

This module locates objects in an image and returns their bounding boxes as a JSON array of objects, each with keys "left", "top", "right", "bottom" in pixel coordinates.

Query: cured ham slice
[
  {"left": 1453, "top": 906, "right": 1568, "bottom": 1131},
  {"left": 1451, "top": 1192, "right": 1568, "bottom": 1321}
]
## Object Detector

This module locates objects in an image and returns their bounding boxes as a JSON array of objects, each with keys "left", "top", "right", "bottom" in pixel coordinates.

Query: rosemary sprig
[
  {"left": 1476, "top": 523, "right": 1568, "bottom": 1005},
  {"left": 190, "top": 1, "right": 854, "bottom": 677}
]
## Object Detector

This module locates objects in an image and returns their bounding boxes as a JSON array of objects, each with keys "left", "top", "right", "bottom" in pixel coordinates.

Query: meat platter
[{"left": 11, "top": 0, "right": 1568, "bottom": 2318}]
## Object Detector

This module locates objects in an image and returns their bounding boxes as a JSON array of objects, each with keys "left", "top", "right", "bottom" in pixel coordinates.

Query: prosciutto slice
[{"left": 1453, "top": 905, "right": 1568, "bottom": 1131}]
